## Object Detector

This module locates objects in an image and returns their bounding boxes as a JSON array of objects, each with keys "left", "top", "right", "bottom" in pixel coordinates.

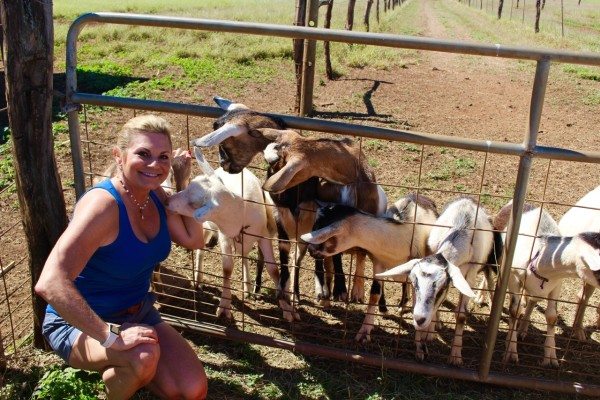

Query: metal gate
[{"left": 64, "top": 12, "right": 600, "bottom": 396}]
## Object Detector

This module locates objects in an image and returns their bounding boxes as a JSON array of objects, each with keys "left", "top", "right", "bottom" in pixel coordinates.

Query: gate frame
[{"left": 64, "top": 12, "right": 600, "bottom": 395}]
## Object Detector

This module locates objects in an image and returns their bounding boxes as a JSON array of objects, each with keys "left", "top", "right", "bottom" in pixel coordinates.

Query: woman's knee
[
  {"left": 160, "top": 366, "right": 208, "bottom": 399},
  {"left": 128, "top": 342, "right": 161, "bottom": 385}
]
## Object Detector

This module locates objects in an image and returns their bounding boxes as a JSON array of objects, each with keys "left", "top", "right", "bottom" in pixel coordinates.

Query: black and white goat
[
  {"left": 496, "top": 202, "right": 600, "bottom": 366},
  {"left": 558, "top": 185, "right": 600, "bottom": 341},
  {"left": 378, "top": 197, "right": 499, "bottom": 365},
  {"left": 301, "top": 193, "right": 438, "bottom": 342},
  {"left": 166, "top": 148, "right": 299, "bottom": 322}
]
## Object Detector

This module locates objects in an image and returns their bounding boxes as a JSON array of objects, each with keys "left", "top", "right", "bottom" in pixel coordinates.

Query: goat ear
[
  {"left": 213, "top": 96, "right": 248, "bottom": 111},
  {"left": 447, "top": 263, "right": 476, "bottom": 298},
  {"left": 262, "top": 157, "right": 306, "bottom": 193},
  {"left": 193, "top": 200, "right": 217, "bottom": 222},
  {"left": 376, "top": 259, "right": 419, "bottom": 279},
  {"left": 581, "top": 249, "right": 600, "bottom": 272},
  {"left": 300, "top": 225, "right": 338, "bottom": 244},
  {"left": 193, "top": 147, "right": 216, "bottom": 176},
  {"left": 192, "top": 123, "right": 246, "bottom": 147}
]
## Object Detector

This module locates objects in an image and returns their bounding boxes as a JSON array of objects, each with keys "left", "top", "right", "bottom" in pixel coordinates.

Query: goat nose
[{"left": 415, "top": 317, "right": 427, "bottom": 327}]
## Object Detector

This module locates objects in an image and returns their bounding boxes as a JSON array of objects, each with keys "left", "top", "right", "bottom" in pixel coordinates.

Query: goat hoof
[
  {"left": 502, "top": 352, "right": 519, "bottom": 364},
  {"left": 337, "top": 292, "right": 348, "bottom": 302},
  {"left": 573, "top": 328, "right": 587, "bottom": 342},
  {"left": 415, "top": 344, "right": 428, "bottom": 361},
  {"left": 216, "top": 307, "right": 233, "bottom": 320},
  {"left": 319, "top": 298, "right": 331, "bottom": 308},
  {"left": 540, "top": 358, "right": 559, "bottom": 368},
  {"left": 355, "top": 326, "right": 373, "bottom": 344},
  {"left": 448, "top": 354, "right": 463, "bottom": 366}
]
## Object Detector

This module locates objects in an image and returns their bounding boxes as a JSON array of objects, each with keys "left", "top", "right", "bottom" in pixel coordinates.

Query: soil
[{"left": 2, "top": 0, "right": 600, "bottom": 396}]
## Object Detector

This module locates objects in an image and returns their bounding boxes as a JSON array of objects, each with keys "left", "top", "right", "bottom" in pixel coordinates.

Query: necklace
[{"left": 119, "top": 178, "right": 151, "bottom": 219}]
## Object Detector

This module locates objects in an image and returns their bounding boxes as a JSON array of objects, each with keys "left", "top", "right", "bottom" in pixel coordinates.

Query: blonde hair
[{"left": 116, "top": 114, "right": 173, "bottom": 152}]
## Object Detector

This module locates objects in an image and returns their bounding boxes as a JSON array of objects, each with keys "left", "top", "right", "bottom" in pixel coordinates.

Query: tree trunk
[
  {"left": 324, "top": 0, "right": 334, "bottom": 80},
  {"left": 534, "top": 0, "right": 541, "bottom": 32},
  {"left": 364, "top": 0, "right": 374, "bottom": 32},
  {"left": 542, "top": 0, "right": 546, "bottom": 9},
  {"left": 346, "top": 0, "right": 356, "bottom": 30},
  {"left": 516, "top": 0, "right": 520, "bottom": 8},
  {"left": 498, "top": 0, "right": 505, "bottom": 18},
  {"left": 293, "top": 0, "right": 307, "bottom": 113},
  {"left": 0, "top": 0, "right": 68, "bottom": 349},
  {"left": 376, "top": 0, "right": 380, "bottom": 23}
]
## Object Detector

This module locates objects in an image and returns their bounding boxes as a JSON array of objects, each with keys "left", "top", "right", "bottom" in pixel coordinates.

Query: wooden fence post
[
  {"left": 0, "top": 0, "right": 68, "bottom": 349},
  {"left": 300, "top": 0, "right": 320, "bottom": 116},
  {"left": 293, "top": 0, "right": 307, "bottom": 114}
]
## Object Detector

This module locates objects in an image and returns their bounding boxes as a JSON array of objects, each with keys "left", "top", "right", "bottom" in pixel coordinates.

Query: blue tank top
[{"left": 47, "top": 179, "right": 171, "bottom": 318}]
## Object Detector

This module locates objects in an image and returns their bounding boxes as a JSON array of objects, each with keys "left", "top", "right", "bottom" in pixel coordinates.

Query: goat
[
  {"left": 166, "top": 148, "right": 299, "bottom": 322},
  {"left": 260, "top": 128, "right": 388, "bottom": 306},
  {"left": 194, "top": 97, "right": 321, "bottom": 304},
  {"left": 300, "top": 193, "right": 438, "bottom": 343},
  {"left": 495, "top": 202, "right": 600, "bottom": 366},
  {"left": 378, "top": 197, "right": 499, "bottom": 365},
  {"left": 193, "top": 97, "right": 359, "bottom": 304},
  {"left": 558, "top": 185, "right": 600, "bottom": 341}
]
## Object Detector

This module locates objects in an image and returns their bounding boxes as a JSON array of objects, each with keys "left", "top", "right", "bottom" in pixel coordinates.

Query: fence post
[
  {"left": 479, "top": 59, "right": 551, "bottom": 379},
  {"left": 65, "top": 21, "right": 86, "bottom": 198},
  {"left": 299, "top": 0, "right": 320, "bottom": 117},
  {"left": 0, "top": 0, "right": 69, "bottom": 349}
]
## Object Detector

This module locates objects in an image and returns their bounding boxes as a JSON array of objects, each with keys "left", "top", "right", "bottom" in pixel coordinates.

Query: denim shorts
[{"left": 42, "top": 292, "right": 163, "bottom": 362}]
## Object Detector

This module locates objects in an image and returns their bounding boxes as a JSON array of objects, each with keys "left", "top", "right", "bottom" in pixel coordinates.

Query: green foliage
[
  {"left": 0, "top": 129, "right": 15, "bottom": 192},
  {"left": 563, "top": 65, "right": 600, "bottom": 81},
  {"left": 31, "top": 366, "right": 105, "bottom": 400}
]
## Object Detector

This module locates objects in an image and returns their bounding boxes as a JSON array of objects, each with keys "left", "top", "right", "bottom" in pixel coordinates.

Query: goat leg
[
  {"left": 355, "top": 279, "right": 382, "bottom": 343},
  {"left": 541, "top": 287, "right": 560, "bottom": 367},
  {"left": 572, "top": 283, "right": 595, "bottom": 341},
  {"left": 332, "top": 253, "right": 347, "bottom": 301}
]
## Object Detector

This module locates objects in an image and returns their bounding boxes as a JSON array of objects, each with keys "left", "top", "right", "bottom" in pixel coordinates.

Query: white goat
[
  {"left": 378, "top": 197, "right": 497, "bottom": 365},
  {"left": 496, "top": 202, "right": 600, "bottom": 366},
  {"left": 166, "top": 148, "right": 299, "bottom": 322},
  {"left": 558, "top": 185, "right": 600, "bottom": 341},
  {"left": 194, "top": 97, "right": 324, "bottom": 305},
  {"left": 301, "top": 193, "right": 438, "bottom": 343}
]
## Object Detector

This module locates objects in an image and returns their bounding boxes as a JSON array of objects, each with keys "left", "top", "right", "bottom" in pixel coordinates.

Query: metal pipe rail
[{"left": 64, "top": 12, "right": 600, "bottom": 396}]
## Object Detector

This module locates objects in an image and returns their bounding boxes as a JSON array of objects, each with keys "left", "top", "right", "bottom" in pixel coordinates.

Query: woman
[{"left": 35, "top": 114, "right": 208, "bottom": 399}]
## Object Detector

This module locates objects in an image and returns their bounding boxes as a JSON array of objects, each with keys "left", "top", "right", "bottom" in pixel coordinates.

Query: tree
[
  {"left": 364, "top": 0, "right": 374, "bottom": 32},
  {"left": 535, "top": 0, "right": 542, "bottom": 32},
  {"left": 324, "top": 0, "right": 335, "bottom": 80},
  {"left": 346, "top": 0, "right": 356, "bottom": 31},
  {"left": 0, "top": 0, "right": 68, "bottom": 349},
  {"left": 498, "top": 0, "right": 505, "bottom": 19}
]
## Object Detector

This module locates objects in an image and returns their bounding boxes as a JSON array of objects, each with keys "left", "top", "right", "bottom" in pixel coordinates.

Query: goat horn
[
  {"left": 213, "top": 96, "right": 249, "bottom": 111},
  {"left": 192, "top": 123, "right": 246, "bottom": 147}
]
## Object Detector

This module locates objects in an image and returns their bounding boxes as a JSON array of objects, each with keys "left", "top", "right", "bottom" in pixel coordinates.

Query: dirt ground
[{"left": 2, "top": 0, "right": 600, "bottom": 395}]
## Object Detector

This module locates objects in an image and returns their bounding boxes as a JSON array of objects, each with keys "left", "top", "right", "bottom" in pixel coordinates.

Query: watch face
[{"left": 109, "top": 324, "right": 121, "bottom": 335}]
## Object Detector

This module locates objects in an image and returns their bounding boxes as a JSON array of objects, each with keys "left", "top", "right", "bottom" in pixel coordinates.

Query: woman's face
[{"left": 119, "top": 131, "right": 172, "bottom": 191}]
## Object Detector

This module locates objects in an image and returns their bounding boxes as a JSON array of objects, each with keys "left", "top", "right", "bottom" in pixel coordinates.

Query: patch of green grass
[
  {"left": 563, "top": 65, "right": 600, "bottom": 81},
  {"left": 584, "top": 89, "right": 600, "bottom": 106},
  {"left": 368, "top": 158, "right": 380, "bottom": 168},
  {"left": 364, "top": 139, "right": 389, "bottom": 151},
  {"left": 426, "top": 156, "right": 476, "bottom": 182},
  {"left": 31, "top": 366, "right": 105, "bottom": 400}
]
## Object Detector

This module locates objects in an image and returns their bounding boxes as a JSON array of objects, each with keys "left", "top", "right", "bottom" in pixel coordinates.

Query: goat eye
[{"left": 248, "top": 130, "right": 262, "bottom": 138}]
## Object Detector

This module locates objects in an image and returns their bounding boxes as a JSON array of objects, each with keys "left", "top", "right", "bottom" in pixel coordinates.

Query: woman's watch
[{"left": 100, "top": 323, "right": 120, "bottom": 348}]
